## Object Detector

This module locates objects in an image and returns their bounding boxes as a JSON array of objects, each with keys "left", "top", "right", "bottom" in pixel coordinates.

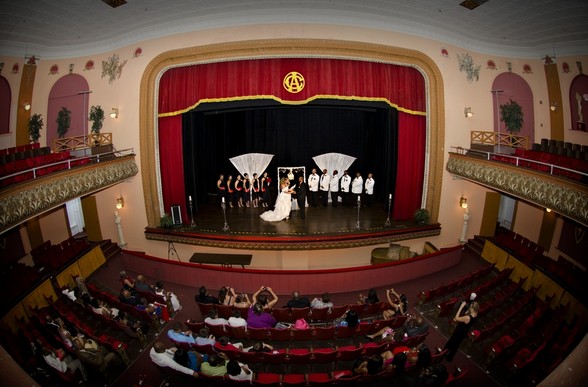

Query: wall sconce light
[
  {"left": 110, "top": 107, "right": 119, "bottom": 119},
  {"left": 464, "top": 107, "right": 473, "bottom": 118},
  {"left": 116, "top": 196, "right": 124, "bottom": 209},
  {"left": 550, "top": 102, "right": 558, "bottom": 111},
  {"left": 24, "top": 103, "right": 31, "bottom": 111},
  {"left": 459, "top": 196, "right": 468, "bottom": 209},
  {"left": 545, "top": 208, "right": 552, "bottom": 213}
]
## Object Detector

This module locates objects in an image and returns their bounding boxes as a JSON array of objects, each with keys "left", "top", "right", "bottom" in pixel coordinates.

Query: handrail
[
  {"left": 451, "top": 146, "right": 588, "bottom": 179},
  {"left": 470, "top": 130, "right": 529, "bottom": 150},
  {"left": 0, "top": 148, "right": 135, "bottom": 183},
  {"left": 53, "top": 132, "right": 113, "bottom": 151}
]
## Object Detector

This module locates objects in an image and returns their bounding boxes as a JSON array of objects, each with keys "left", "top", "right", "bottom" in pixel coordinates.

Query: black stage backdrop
[{"left": 182, "top": 100, "right": 398, "bottom": 210}]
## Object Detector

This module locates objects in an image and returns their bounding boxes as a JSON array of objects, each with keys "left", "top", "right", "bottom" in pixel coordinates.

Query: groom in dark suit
[{"left": 295, "top": 176, "right": 308, "bottom": 219}]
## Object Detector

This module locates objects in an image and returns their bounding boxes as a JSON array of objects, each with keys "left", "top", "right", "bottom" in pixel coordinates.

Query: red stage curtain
[
  {"left": 158, "top": 115, "right": 188, "bottom": 223},
  {"left": 157, "top": 57, "right": 427, "bottom": 222},
  {"left": 394, "top": 112, "right": 426, "bottom": 220}
]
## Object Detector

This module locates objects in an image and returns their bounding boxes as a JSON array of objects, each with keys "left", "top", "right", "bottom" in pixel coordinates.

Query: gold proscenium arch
[{"left": 139, "top": 39, "right": 445, "bottom": 228}]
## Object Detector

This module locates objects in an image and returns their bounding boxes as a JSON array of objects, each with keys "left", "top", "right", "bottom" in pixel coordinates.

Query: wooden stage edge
[{"left": 144, "top": 223, "right": 441, "bottom": 250}]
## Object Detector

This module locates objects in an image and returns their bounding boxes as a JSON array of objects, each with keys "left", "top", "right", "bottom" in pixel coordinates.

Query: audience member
[
  {"left": 406, "top": 316, "right": 430, "bottom": 337},
  {"left": 286, "top": 290, "right": 311, "bottom": 308},
  {"left": 244, "top": 341, "right": 273, "bottom": 353},
  {"left": 358, "top": 288, "right": 379, "bottom": 305},
  {"left": 218, "top": 286, "right": 237, "bottom": 306},
  {"left": 247, "top": 302, "right": 277, "bottom": 328},
  {"left": 167, "top": 322, "right": 196, "bottom": 345},
  {"left": 233, "top": 292, "right": 251, "bottom": 308},
  {"left": 252, "top": 286, "right": 279, "bottom": 309},
  {"left": 61, "top": 285, "right": 77, "bottom": 303},
  {"left": 228, "top": 310, "right": 247, "bottom": 327},
  {"left": 214, "top": 336, "right": 243, "bottom": 352},
  {"left": 115, "top": 311, "right": 149, "bottom": 335},
  {"left": 89, "top": 298, "right": 119, "bottom": 318},
  {"left": 42, "top": 347, "right": 88, "bottom": 381},
  {"left": 195, "top": 327, "right": 216, "bottom": 346},
  {"left": 353, "top": 354, "right": 383, "bottom": 375},
  {"left": 172, "top": 348, "right": 207, "bottom": 372},
  {"left": 155, "top": 281, "right": 182, "bottom": 312},
  {"left": 119, "top": 289, "right": 140, "bottom": 306},
  {"left": 135, "top": 275, "right": 155, "bottom": 292},
  {"left": 57, "top": 318, "right": 82, "bottom": 349},
  {"left": 72, "top": 337, "right": 118, "bottom": 373},
  {"left": 149, "top": 342, "right": 198, "bottom": 377},
  {"left": 136, "top": 297, "right": 163, "bottom": 318},
  {"left": 119, "top": 271, "right": 135, "bottom": 291},
  {"left": 311, "top": 292, "right": 333, "bottom": 309},
  {"left": 195, "top": 286, "right": 219, "bottom": 304},
  {"left": 335, "top": 309, "right": 359, "bottom": 328},
  {"left": 226, "top": 359, "right": 253, "bottom": 381},
  {"left": 200, "top": 352, "right": 229, "bottom": 377},
  {"left": 204, "top": 309, "right": 229, "bottom": 326},
  {"left": 383, "top": 288, "right": 408, "bottom": 319}
]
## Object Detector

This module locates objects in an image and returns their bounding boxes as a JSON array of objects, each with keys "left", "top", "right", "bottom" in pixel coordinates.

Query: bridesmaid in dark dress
[{"left": 443, "top": 301, "right": 479, "bottom": 361}]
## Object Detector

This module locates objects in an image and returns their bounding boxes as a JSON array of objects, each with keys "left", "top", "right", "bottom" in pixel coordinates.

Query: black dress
[{"left": 443, "top": 314, "right": 477, "bottom": 361}]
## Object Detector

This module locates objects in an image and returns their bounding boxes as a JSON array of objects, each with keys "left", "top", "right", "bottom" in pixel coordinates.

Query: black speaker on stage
[{"left": 171, "top": 205, "right": 182, "bottom": 226}]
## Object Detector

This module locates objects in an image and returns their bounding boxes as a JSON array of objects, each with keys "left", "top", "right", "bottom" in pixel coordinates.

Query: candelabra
[
  {"left": 384, "top": 194, "right": 392, "bottom": 227},
  {"left": 188, "top": 195, "right": 196, "bottom": 228},
  {"left": 356, "top": 195, "right": 361, "bottom": 230},
  {"left": 221, "top": 198, "right": 230, "bottom": 232}
]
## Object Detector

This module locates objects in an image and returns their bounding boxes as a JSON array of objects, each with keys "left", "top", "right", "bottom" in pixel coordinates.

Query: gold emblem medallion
[{"left": 283, "top": 71, "right": 305, "bottom": 93}]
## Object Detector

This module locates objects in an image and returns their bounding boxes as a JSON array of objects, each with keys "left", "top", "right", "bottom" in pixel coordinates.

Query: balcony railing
[
  {"left": 470, "top": 130, "right": 529, "bottom": 150},
  {"left": 53, "top": 132, "right": 113, "bottom": 151}
]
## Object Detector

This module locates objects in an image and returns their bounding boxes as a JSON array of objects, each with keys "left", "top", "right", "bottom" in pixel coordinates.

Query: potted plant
[
  {"left": 89, "top": 105, "right": 105, "bottom": 135},
  {"left": 159, "top": 213, "right": 173, "bottom": 228},
  {"left": 414, "top": 208, "right": 430, "bottom": 225},
  {"left": 499, "top": 99, "right": 524, "bottom": 133},
  {"left": 28, "top": 113, "right": 43, "bottom": 143},
  {"left": 56, "top": 107, "right": 71, "bottom": 138}
]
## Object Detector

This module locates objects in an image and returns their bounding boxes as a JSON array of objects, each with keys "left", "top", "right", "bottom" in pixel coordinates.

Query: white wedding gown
[{"left": 260, "top": 187, "right": 292, "bottom": 222}]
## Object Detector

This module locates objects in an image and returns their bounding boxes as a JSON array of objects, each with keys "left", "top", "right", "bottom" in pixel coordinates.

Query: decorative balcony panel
[
  {"left": 446, "top": 152, "right": 588, "bottom": 227},
  {"left": 0, "top": 155, "right": 138, "bottom": 234}
]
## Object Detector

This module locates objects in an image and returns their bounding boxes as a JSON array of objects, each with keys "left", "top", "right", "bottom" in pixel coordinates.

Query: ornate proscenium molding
[
  {"left": 446, "top": 152, "right": 588, "bottom": 226},
  {"left": 0, "top": 155, "right": 138, "bottom": 234}
]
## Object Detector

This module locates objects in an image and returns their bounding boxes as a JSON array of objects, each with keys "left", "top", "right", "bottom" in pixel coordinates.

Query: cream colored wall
[
  {"left": 513, "top": 201, "right": 544, "bottom": 243},
  {"left": 2, "top": 24, "right": 587, "bottom": 269},
  {"left": 38, "top": 206, "right": 70, "bottom": 245}
]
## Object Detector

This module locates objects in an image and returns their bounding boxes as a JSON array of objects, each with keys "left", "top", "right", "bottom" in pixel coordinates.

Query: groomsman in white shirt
[
  {"left": 340, "top": 170, "right": 351, "bottom": 207},
  {"left": 329, "top": 170, "right": 340, "bottom": 207},
  {"left": 308, "top": 169, "right": 320, "bottom": 207},
  {"left": 364, "top": 173, "right": 375, "bottom": 207},
  {"left": 351, "top": 172, "right": 363, "bottom": 208},
  {"left": 319, "top": 169, "right": 330, "bottom": 207}
]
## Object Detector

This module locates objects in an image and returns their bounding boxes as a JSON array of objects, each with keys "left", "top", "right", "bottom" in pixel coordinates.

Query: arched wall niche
[
  {"left": 139, "top": 39, "right": 445, "bottom": 228},
  {"left": 491, "top": 72, "right": 535, "bottom": 143},
  {"left": 569, "top": 74, "right": 588, "bottom": 132},
  {"left": 47, "top": 74, "right": 90, "bottom": 151}
]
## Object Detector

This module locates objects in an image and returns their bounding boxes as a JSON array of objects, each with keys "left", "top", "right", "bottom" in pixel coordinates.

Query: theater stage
[{"left": 145, "top": 202, "right": 440, "bottom": 250}]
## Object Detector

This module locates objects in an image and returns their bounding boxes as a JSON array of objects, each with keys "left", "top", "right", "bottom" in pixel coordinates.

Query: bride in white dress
[{"left": 260, "top": 177, "right": 294, "bottom": 222}]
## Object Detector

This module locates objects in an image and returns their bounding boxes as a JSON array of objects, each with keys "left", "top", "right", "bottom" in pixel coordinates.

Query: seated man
[
  {"left": 136, "top": 297, "right": 163, "bottom": 318},
  {"left": 119, "top": 289, "right": 140, "bottom": 306},
  {"left": 195, "top": 286, "right": 219, "bottom": 304},
  {"left": 149, "top": 342, "right": 198, "bottom": 377},
  {"left": 135, "top": 274, "right": 155, "bottom": 292},
  {"left": 200, "top": 352, "right": 229, "bottom": 377},
  {"left": 204, "top": 309, "right": 229, "bottom": 326},
  {"left": 286, "top": 290, "right": 310, "bottom": 308},
  {"left": 406, "top": 316, "right": 430, "bottom": 337},
  {"left": 72, "top": 337, "right": 119, "bottom": 373},
  {"left": 228, "top": 310, "right": 247, "bottom": 327},
  {"left": 195, "top": 327, "right": 216, "bottom": 346},
  {"left": 214, "top": 336, "right": 243, "bottom": 352},
  {"left": 42, "top": 347, "right": 88, "bottom": 381},
  {"left": 167, "top": 322, "right": 196, "bottom": 345}
]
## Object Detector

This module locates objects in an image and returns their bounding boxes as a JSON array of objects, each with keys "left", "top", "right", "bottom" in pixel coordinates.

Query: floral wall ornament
[
  {"left": 12, "top": 63, "right": 19, "bottom": 74},
  {"left": 487, "top": 60, "right": 496, "bottom": 70},
  {"left": 457, "top": 53, "right": 480, "bottom": 83},
  {"left": 49, "top": 64, "right": 59, "bottom": 75},
  {"left": 523, "top": 64, "right": 532, "bottom": 74},
  {"left": 562, "top": 62, "right": 570, "bottom": 73},
  {"left": 84, "top": 60, "right": 94, "bottom": 71},
  {"left": 441, "top": 48, "right": 448, "bottom": 58},
  {"left": 101, "top": 53, "right": 127, "bottom": 84},
  {"left": 133, "top": 47, "right": 143, "bottom": 58}
]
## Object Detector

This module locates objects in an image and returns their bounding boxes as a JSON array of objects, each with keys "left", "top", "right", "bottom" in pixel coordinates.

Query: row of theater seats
[
  {"left": 0, "top": 149, "right": 93, "bottom": 187},
  {"left": 0, "top": 142, "right": 41, "bottom": 156},
  {"left": 492, "top": 229, "right": 586, "bottom": 299},
  {"left": 534, "top": 138, "right": 588, "bottom": 160},
  {"left": 197, "top": 301, "right": 387, "bottom": 326},
  {"left": 417, "top": 263, "right": 495, "bottom": 305},
  {"left": 30, "top": 237, "right": 91, "bottom": 272}
]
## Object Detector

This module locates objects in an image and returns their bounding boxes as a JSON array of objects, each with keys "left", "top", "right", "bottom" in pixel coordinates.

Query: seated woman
[
  {"left": 218, "top": 286, "right": 237, "bottom": 306},
  {"left": 233, "top": 292, "right": 252, "bottom": 309},
  {"left": 154, "top": 281, "right": 182, "bottom": 312},
  {"left": 311, "top": 292, "right": 333, "bottom": 309},
  {"left": 247, "top": 302, "right": 276, "bottom": 328},
  {"left": 382, "top": 288, "right": 408, "bottom": 320},
  {"left": 335, "top": 309, "right": 360, "bottom": 328},
  {"left": 252, "top": 286, "right": 279, "bottom": 310},
  {"left": 353, "top": 354, "right": 383, "bottom": 375},
  {"left": 358, "top": 288, "right": 379, "bottom": 305},
  {"left": 172, "top": 347, "right": 208, "bottom": 372},
  {"left": 89, "top": 298, "right": 119, "bottom": 318}
]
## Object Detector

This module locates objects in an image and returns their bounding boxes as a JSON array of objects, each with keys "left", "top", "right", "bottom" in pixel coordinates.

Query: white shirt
[
  {"left": 308, "top": 174, "right": 319, "bottom": 192},
  {"left": 228, "top": 362, "right": 253, "bottom": 381},
  {"left": 228, "top": 316, "right": 248, "bottom": 327},
  {"left": 329, "top": 174, "right": 340, "bottom": 192},
  {"left": 150, "top": 347, "right": 194, "bottom": 376},
  {"left": 204, "top": 317, "right": 229, "bottom": 326},
  {"left": 320, "top": 174, "right": 330, "bottom": 191},
  {"left": 43, "top": 354, "right": 68, "bottom": 373},
  {"left": 365, "top": 178, "right": 375, "bottom": 195},
  {"left": 352, "top": 176, "right": 363, "bottom": 194},
  {"left": 340, "top": 175, "right": 351, "bottom": 192}
]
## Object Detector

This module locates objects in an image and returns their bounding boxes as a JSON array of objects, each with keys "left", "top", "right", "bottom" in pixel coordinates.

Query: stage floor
[{"left": 145, "top": 202, "right": 441, "bottom": 250}]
